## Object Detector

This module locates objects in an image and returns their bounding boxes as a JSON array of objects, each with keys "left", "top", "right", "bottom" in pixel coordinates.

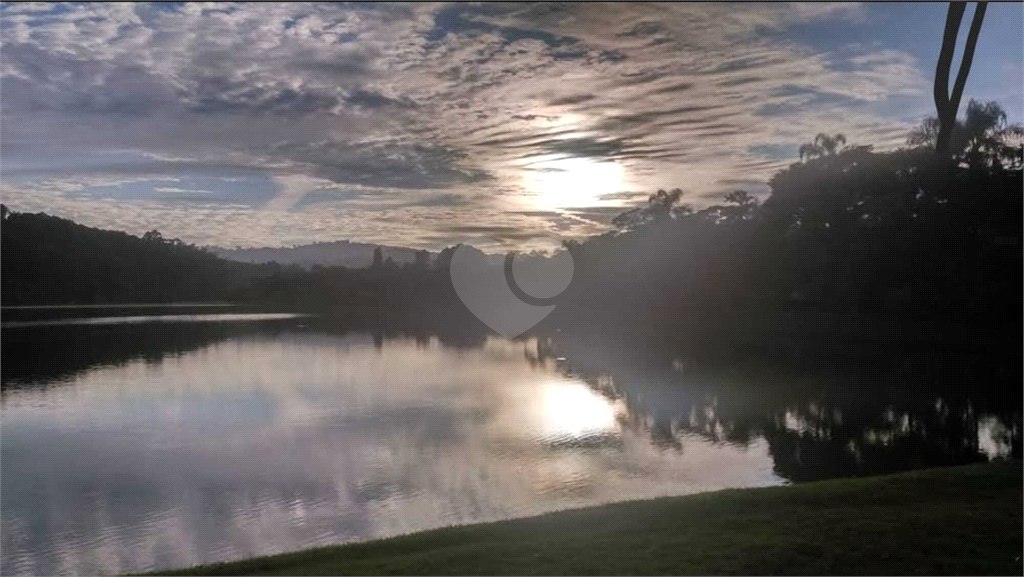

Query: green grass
[{"left": 155, "top": 463, "right": 1022, "bottom": 576}]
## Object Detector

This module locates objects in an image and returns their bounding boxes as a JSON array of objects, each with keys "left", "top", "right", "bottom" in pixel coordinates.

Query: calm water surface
[{"left": 1, "top": 312, "right": 1019, "bottom": 575}]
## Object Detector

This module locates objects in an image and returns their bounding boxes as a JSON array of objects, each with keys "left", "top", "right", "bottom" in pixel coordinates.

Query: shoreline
[{"left": 152, "top": 462, "right": 1022, "bottom": 576}]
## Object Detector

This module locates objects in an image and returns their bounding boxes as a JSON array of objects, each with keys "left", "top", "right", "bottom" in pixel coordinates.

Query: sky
[{"left": 1, "top": 1, "right": 1021, "bottom": 250}]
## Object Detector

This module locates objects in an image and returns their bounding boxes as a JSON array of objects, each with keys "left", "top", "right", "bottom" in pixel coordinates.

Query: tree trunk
[
  {"left": 934, "top": 3, "right": 966, "bottom": 154},
  {"left": 934, "top": 2, "right": 987, "bottom": 155}
]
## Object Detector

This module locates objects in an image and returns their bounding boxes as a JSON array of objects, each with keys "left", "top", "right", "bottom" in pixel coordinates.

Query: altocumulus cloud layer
[{"left": 1, "top": 2, "right": 1021, "bottom": 249}]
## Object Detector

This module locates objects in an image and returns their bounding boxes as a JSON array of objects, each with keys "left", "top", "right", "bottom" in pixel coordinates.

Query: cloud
[
  {"left": 153, "top": 187, "right": 212, "bottom": 194},
  {"left": 265, "top": 174, "right": 336, "bottom": 212},
  {"left": 344, "top": 89, "right": 416, "bottom": 109},
  {"left": 401, "top": 193, "right": 471, "bottom": 208},
  {"left": 1, "top": 1, "right": 1018, "bottom": 250},
  {"left": 549, "top": 94, "right": 596, "bottom": 106}
]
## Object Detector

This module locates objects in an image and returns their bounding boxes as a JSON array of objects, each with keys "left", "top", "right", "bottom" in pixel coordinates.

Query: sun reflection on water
[{"left": 536, "top": 380, "right": 621, "bottom": 440}]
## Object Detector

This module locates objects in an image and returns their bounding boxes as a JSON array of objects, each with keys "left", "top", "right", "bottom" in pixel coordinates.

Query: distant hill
[
  {"left": 212, "top": 241, "right": 432, "bottom": 269},
  {"left": 1, "top": 206, "right": 255, "bottom": 306}
]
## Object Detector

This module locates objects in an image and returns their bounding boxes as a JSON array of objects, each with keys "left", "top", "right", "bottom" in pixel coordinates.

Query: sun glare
[
  {"left": 522, "top": 155, "right": 626, "bottom": 211},
  {"left": 537, "top": 381, "right": 620, "bottom": 439}
]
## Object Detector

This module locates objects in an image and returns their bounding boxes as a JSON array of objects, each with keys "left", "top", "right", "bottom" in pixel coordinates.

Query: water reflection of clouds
[
  {"left": 9, "top": 324, "right": 1013, "bottom": 576},
  {"left": 1, "top": 329, "right": 784, "bottom": 576}
]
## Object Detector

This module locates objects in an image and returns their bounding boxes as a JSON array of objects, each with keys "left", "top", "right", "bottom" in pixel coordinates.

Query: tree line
[
  {"left": 1, "top": 209, "right": 249, "bottom": 305},
  {"left": 557, "top": 99, "right": 1021, "bottom": 341},
  {"left": 2, "top": 99, "right": 1021, "bottom": 351}
]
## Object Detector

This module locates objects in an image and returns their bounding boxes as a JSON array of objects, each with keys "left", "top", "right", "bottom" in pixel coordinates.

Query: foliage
[
  {"left": 2, "top": 99, "right": 1020, "bottom": 346},
  {"left": 909, "top": 99, "right": 1024, "bottom": 169},
  {"left": 556, "top": 100, "right": 1021, "bottom": 338},
  {"left": 610, "top": 188, "right": 686, "bottom": 230},
  {"left": 0, "top": 210, "right": 262, "bottom": 305},
  {"left": 799, "top": 132, "right": 847, "bottom": 161}
]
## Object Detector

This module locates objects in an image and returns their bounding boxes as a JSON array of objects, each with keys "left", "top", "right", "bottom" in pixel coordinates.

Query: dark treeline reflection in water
[
  {"left": 1, "top": 314, "right": 1019, "bottom": 575},
  {"left": 538, "top": 332, "right": 1021, "bottom": 482}
]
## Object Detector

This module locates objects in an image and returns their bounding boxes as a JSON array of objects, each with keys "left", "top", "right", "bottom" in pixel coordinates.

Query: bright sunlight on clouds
[
  {"left": 1, "top": 2, "right": 1021, "bottom": 249},
  {"left": 521, "top": 156, "right": 628, "bottom": 211}
]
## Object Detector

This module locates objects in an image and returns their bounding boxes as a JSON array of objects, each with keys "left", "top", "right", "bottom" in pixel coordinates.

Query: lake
[{"left": 1, "top": 310, "right": 1019, "bottom": 575}]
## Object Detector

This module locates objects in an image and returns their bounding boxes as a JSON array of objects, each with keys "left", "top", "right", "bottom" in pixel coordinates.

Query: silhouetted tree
[
  {"left": 414, "top": 249, "right": 430, "bottom": 269},
  {"left": 724, "top": 190, "right": 757, "bottom": 208},
  {"left": 933, "top": 1, "right": 987, "bottom": 155},
  {"left": 959, "top": 100, "right": 1023, "bottom": 168},
  {"left": 799, "top": 133, "right": 847, "bottom": 161},
  {"left": 555, "top": 105, "right": 1020, "bottom": 340},
  {"left": 1, "top": 209, "right": 262, "bottom": 305},
  {"left": 5, "top": 98, "right": 1020, "bottom": 353},
  {"left": 611, "top": 188, "right": 686, "bottom": 230},
  {"left": 909, "top": 99, "right": 1023, "bottom": 168}
]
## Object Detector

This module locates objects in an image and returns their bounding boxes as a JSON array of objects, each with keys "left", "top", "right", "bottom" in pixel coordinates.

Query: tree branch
[
  {"left": 949, "top": 2, "right": 987, "bottom": 118},
  {"left": 934, "top": 2, "right": 966, "bottom": 119}
]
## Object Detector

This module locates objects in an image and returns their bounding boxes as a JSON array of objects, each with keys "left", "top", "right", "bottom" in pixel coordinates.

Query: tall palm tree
[{"left": 799, "top": 133, "right": 847, "bottom": 161}]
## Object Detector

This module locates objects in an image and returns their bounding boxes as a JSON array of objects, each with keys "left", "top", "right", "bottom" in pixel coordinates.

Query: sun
[{"left": 521, "top": 155, "right": 626, "bottom": 211}]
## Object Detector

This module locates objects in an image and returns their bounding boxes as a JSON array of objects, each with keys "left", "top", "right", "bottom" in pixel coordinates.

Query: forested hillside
[
  {"left": 3, "top": 100, "right": 1021, "bottom": 348},
  {"left": 0, "top": 208, "right": 257, "bottom": 305}
]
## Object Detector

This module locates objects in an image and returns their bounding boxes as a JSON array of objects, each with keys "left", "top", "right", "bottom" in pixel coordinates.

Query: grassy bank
[{"left": 157, "top": 463, "right": 1022, "bottom": 576}]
